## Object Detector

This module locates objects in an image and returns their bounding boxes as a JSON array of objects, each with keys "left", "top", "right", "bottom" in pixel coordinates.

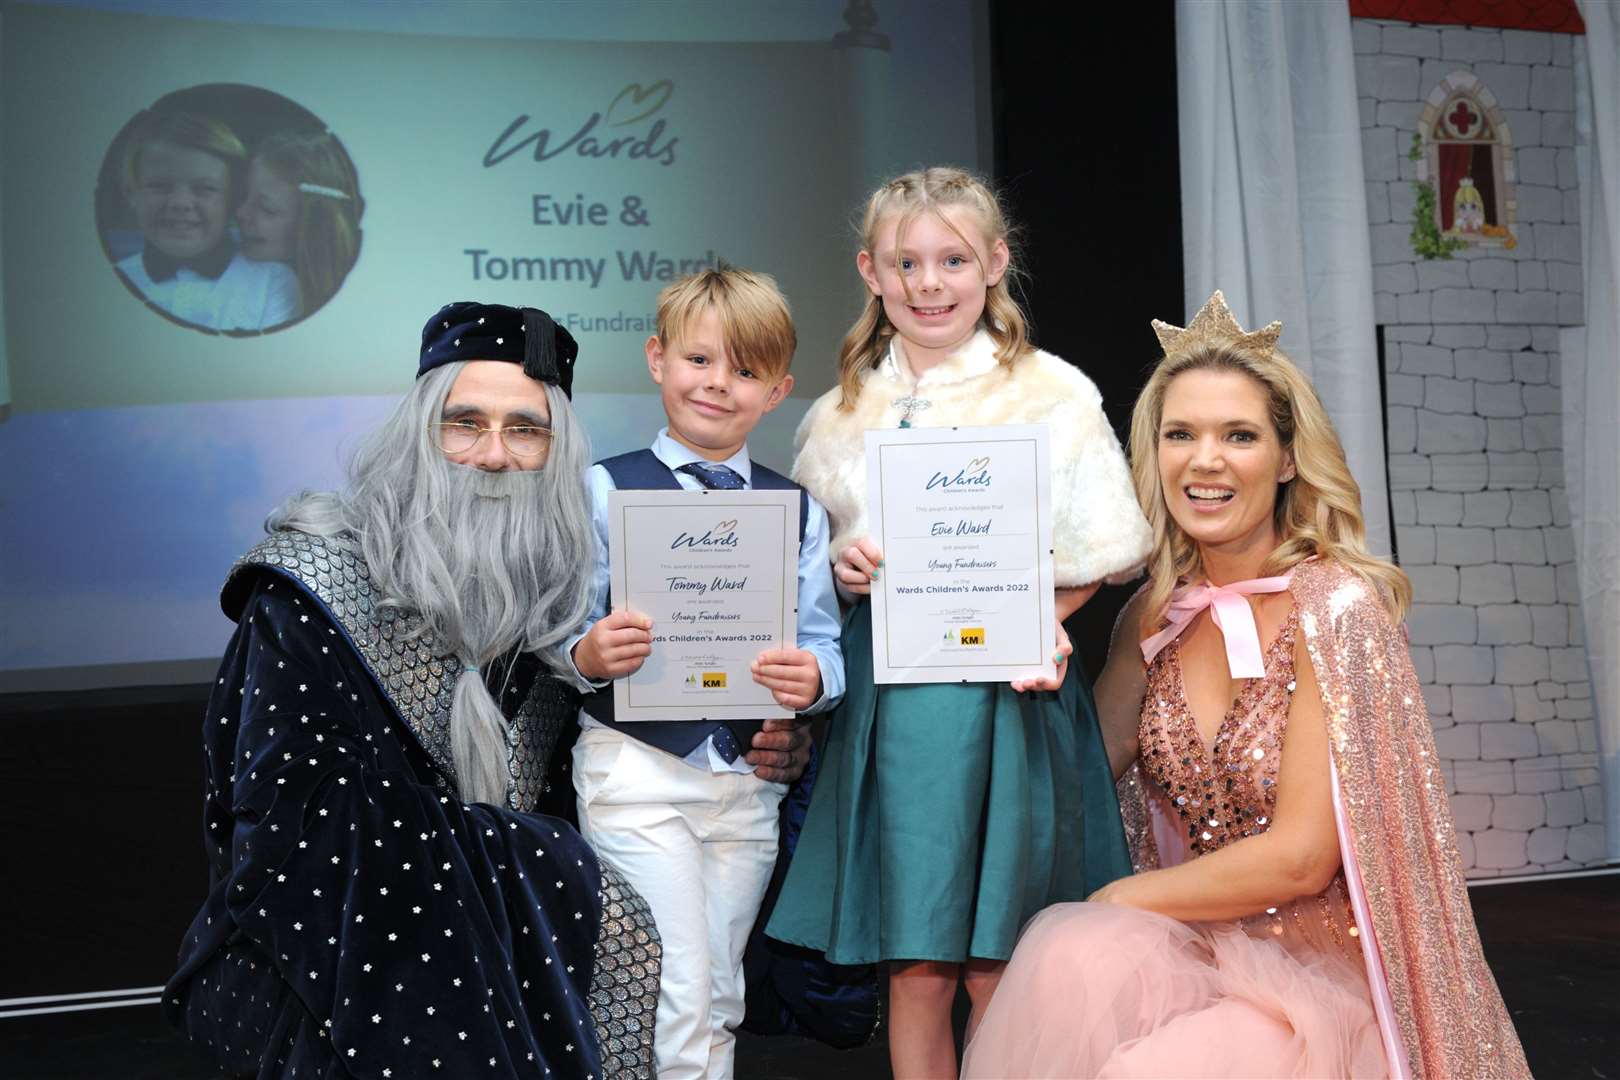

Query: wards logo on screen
[{"left": 483, "top": 81, "right": 678, "bottom": 168}]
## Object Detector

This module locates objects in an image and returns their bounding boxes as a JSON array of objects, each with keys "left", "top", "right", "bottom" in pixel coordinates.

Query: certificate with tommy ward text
[
  {"left": 866, "top": 425, "right": 1056, "bottom": 684},
  {"left": 607, "top": 488, "right": 798, "bottom": 721}
]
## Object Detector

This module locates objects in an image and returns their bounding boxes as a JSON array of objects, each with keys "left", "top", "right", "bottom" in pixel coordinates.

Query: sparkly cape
[
  {"left": 1118, "top": 559, "right": 1529, "bottom": 1077},
  {"left": 1291, "top": 559, "right": 1529, "bottom": 1078}
]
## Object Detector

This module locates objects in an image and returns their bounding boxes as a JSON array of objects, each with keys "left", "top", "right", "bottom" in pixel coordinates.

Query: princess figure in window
[{"left": 1454, "top": 176, "right": 1486, "bottom": 234}]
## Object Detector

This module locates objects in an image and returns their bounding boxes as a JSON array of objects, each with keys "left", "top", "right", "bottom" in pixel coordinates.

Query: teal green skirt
[{"left": 766, "top": 601, "right": 1130, "bottom": 965}]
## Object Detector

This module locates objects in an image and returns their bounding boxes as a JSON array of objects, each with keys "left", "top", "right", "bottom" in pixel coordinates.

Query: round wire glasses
[{"left": 429, "top": 420, "right": 552, "bottom": 458}]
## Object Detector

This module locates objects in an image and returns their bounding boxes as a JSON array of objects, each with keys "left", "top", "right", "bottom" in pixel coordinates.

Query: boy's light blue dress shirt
[{"left": 565, "top": 429, "right": 845, "bottom": 773}]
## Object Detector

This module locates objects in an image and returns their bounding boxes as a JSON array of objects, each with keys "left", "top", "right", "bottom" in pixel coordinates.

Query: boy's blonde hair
[
  {"left": 837, "top": 166, "right": 1031, "bottom": 410},
  {"left": 121, "top": 110, "right": 246, "bottom": 191},
  {"left": 1128, "top": 340, "right": 1412, "bottom": 629},
  {"left": 656, "top": 267, "right": 796, "bottom": 383}
]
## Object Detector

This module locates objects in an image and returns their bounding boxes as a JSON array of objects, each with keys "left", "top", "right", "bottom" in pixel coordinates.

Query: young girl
[
  {"left": 237, "top": 129, "right": 363, "bottom": 320},
  {"left": 766, "top": 167, "right": 1153, "bottom": 1076}
]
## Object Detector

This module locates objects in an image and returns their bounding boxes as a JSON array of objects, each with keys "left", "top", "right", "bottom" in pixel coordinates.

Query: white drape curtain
[
  {"left": 1566, "top": 1, "right": 1620, "bottom": 862},
  {"left": 1175, "top": 0, "right": 1390, "bottom": 555}
]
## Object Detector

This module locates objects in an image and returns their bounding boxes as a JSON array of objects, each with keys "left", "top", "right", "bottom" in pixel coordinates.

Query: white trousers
[{"left": 573, "top": 726, "right": 784, "bottom": 1080}]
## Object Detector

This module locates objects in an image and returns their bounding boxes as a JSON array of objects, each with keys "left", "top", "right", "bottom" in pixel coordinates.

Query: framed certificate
[
  {"left": 607, "top": 488, "right": 799, "bottom": 721},
  {"left": 865, "top": 424, "right": 1056, "bottom": 684}
]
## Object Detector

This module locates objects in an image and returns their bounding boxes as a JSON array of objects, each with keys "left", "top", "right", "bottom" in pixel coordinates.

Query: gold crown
[{"left": 1151, "top": 290, "right": 1282, "bottom": 358}]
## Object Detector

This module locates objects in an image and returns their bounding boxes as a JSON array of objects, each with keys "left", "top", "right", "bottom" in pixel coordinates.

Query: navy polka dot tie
[
  {"left": 678, "top": 462, "right": 747, "bottom": 490},
  {"left": 709, "top": 725, "right": 742, "bottom": 764}
]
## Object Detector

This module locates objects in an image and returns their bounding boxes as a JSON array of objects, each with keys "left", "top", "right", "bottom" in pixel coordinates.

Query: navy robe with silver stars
[{"left": 166, "top": 574, "right": 608, "bottom": 1079}]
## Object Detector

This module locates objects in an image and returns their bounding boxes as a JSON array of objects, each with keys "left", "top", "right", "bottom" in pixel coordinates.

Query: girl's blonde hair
[
  {"left": 1128, "top": 340, "right": 1411, "bottom": 629},
  {"left": 255, "top": 130, "right": 364, "bottom": 315},
  {"left": 836, "top": 167, "right": 1031, "bottom": 410}
]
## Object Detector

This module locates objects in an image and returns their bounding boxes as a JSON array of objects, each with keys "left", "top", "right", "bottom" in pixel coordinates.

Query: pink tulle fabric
[
  {"left": 959, "top": 898, "right": 1386, "bottom": 1079},
  {"left": 962, "top": 602, "right": 1389, "bottom": 1079}
]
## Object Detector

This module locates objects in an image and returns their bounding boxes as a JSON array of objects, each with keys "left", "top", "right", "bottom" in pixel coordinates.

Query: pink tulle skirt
[{"left": 960, "top": 901, "right": 1388, "bottom": 1079}]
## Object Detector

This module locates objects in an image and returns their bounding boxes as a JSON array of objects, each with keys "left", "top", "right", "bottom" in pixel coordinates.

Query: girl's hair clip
[{"left": 299, "top": 182, "right": 351, "bottom": 200}]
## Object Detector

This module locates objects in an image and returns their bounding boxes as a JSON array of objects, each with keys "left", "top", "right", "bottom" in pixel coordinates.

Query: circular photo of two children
[{"left": 95, "top": 84, "right": 364, "bottom": 336}]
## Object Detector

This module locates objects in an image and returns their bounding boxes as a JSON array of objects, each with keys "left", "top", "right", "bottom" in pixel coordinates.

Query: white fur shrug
[{"left": 793, "top": 330, "right": 1152, "bottom": 587}]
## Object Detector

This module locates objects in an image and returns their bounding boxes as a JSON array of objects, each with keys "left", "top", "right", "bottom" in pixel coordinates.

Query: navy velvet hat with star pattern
[{"left": 418, "top": 302, "right": 579, "bottom": 398}]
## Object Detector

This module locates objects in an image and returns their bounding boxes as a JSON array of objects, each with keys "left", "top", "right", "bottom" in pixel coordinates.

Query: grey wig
[{"left": 269, "top": 362, "right": 596, "bottom": 804}]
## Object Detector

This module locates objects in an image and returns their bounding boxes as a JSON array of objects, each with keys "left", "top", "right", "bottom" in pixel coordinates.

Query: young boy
[
  {"left": 114, "top": 111, "right": 298, "bottom": 331},
  {"left": 566, "top": 268, "right": 844, "bottom": 1079}
]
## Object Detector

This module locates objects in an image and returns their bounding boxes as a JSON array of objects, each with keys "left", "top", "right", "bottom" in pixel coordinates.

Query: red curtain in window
[{"left": 1471, "top": 144, "right": 1498, "bottom": 227}]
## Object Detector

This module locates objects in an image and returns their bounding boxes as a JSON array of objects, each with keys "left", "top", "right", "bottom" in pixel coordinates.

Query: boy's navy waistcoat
[{"left": 582, "top": 448, "right": 808, "bottom": 757}]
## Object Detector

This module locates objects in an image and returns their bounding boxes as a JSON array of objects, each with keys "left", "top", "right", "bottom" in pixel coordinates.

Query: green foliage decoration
[{"left": 1408, "top": 134, "right": 1466, "bottom": 260}]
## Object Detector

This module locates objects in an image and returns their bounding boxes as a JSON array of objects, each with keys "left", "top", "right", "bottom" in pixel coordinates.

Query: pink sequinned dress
[{"left": 961, "top": 607, "right": 1389, "bottom": 1078}]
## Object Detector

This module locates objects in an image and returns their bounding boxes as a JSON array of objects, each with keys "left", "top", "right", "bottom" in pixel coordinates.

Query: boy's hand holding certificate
[
  {"left": 865, "top": 424, "right": 1058, "bottom": 684},
  {"left": 604, "top": 489, "right": 802, "bottom": 720}
]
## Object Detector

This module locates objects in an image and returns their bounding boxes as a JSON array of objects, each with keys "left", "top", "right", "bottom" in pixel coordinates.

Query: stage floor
[{"left": 2, "top": 871, "right": 1613, "bottom": 1078}]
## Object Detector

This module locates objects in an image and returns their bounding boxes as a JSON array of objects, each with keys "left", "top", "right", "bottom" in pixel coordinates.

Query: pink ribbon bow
[{"left": 1139, "top": 573, "right": 1295, "bottom": 679}]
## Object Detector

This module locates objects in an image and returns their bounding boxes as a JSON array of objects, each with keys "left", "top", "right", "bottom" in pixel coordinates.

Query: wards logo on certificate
[
  {"left": 686, "top": 671, "right": 728, "bottom": 689},
  {"left": 943, "top": 626, "right": 987, "bottom": 647},
  {"left": 925, "top": 456, "right": 992, "bottom": 493},
  {"left": 671, "top": 519, "right": 740, "bottom": 551}
]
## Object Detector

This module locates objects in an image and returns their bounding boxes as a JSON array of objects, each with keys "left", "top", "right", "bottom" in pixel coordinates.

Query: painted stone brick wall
[{"left": 1353, "top": 20, "right": 1605, "bottom": 875}]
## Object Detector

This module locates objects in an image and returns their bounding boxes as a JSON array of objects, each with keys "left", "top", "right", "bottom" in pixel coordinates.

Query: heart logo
[
  {"left": 605, "top": 81, "right": 673, "bottom": 128},
  {"left": 966, "top": 456, "right": 990, "bottom": 472},
  {"left": 715, "top": 519, "right": 738, "bottom": 533}
]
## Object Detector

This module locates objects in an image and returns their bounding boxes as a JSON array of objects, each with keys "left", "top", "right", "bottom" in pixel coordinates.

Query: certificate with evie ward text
[
  {"left": 607, "top": 489, "right": 799, "bottom": 721},
  {"left": 866, "top": 425, "right": 1056, "bottom": 684}
]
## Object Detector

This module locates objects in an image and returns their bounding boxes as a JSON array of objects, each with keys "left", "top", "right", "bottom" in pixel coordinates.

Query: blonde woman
[{"left": 961, "top": 292, "right": 1529, "bottom": 1079}]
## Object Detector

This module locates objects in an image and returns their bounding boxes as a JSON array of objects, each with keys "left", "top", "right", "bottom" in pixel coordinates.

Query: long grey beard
[
  {"left": 401, "top": 464, "right": 550, "bottom": 667},
  {"left": 400, "top": 464, "right": 553, "bottom": 803}
]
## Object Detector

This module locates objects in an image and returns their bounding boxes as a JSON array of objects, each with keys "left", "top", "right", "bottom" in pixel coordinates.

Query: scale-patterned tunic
[{"left": 165, "top": 531, "right": 660, "bottom": 1079}]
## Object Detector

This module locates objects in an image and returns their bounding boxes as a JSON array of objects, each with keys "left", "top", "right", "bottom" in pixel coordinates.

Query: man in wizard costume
[{"left": 164, "top": 302, "right": 811, "bottom": 1079}]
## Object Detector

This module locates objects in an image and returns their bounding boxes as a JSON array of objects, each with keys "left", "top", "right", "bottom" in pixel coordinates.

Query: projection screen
[{"left": 0, "top": 0, "right": 991, "bottom": 691}]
